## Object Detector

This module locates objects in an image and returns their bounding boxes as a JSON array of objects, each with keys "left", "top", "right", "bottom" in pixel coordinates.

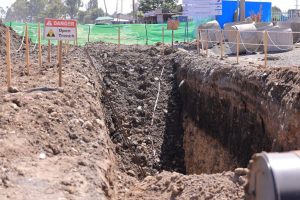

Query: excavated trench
[{"left": 87, "top": 43, "right": 300, "bottom": 177}]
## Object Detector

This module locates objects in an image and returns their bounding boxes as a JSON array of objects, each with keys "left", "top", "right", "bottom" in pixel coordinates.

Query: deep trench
[{"left": 90, "top": 46, "right": 273, "bottom": 176}]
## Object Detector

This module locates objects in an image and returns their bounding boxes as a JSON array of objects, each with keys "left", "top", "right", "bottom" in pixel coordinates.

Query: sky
[{"left": 0, "top": 0, "right": 297, "bottom": 13}]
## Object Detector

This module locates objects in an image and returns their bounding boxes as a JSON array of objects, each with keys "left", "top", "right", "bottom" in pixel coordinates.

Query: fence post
[
  {"left": 197, "top": 29, "right": 200, "bottom": 55},
  {"left": 162, "top": 26, "right": 164, "bottom": 56},
  {"left": 206, "top": 30, "right": 209, "bottom": 57},
  {"left": 6, "top": 27, "right": 11, "bottom": 90},
  {"left": 264, "top": 31, "right": 268, "bottom": 68},
  {"left": 88, "top": 25, "right": 91, "bottom": 43},
  {"left": 220, "top": 30, "right": 224, "bottom": 59},
  {"left": 172, "top": 30, "right": 174, "bottom": 49},
  {"left": 118, "top": 27, "right": 121, "bottom": 53},
  {"left": 76, "top": 26, "right": 78, "bottom": 46},
  {"left": 58, "top": 40, "right": 63, "bottom": 87},
  {"left": 25, "top": 23, "right": 30, "bottom": 75},
  {"left": 38, "top": 22, "right": 42, "bottom": 68},
  {"left": 57, "top": 40, "right": 59, "bottom": 63},
  {"left": 200, "top": 30, "right": 204, "bottom": 55},
  {"left": 236, "top": 30, "right": 240, "bottom": 64},
  {"left": 48, "top": 40, "right": 51, "bottom": 63}
]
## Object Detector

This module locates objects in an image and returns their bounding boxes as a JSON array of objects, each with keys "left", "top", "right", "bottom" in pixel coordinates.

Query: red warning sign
[{"left": 44, "top": 18, "right": 77, "bottom": 40}]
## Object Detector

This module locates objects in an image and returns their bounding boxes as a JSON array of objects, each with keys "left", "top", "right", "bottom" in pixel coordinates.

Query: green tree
[
  {"left": 65, "top": 0, "right": 82, "bottom": 19},
  {"left": 88, "top": 0, "right": 98, "bottom": 10},
  {"left": 272, "top": 6, "right": 282, "bottom": 21},
  {"left": 28, "top": 0, "right": 47, "bottom": 21},
  {"left": 77, "top": 0, "right": 104, "bottom": 24},
  {"left": 5, "top": 0, "right": 30, "bottom": 22},
  {"left": 42, "top": 0, "right": 66, "bottom": 19},
  {"left": 138, "top": 0, "right": 178, "bottom": 13},
  {"left": 0, "top": 7, "right": 6, "bottom": 20}
]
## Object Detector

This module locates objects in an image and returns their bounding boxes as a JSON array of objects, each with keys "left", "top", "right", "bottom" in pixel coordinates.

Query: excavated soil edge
[{"left": 176, "top": 53, "right": 300, "bottom": 174}]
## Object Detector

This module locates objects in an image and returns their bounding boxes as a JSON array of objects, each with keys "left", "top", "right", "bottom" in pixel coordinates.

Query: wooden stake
[
  {"left": 197, "top": 29, "right": 200, "bottom": 55},
  {"left": 48, "top": 40, "right": 51, "bottom": 63},
  {"left": 200, "top": 30, "right": 204, "bottom": 55},
  {"left": 220, "top": 30, "right": 224, "bottom": 59},
  {"left": 25, "top": 23, "right": 30, "bottom": 75},
  {"left": 236, "top": 30, "right": 240, "bottom": 64},
  {"left": 88, "top": 25, "right": 91, "bottom": 43},
  {"left": 6, "top": 27, "right": 11, "bottom": 90},
  {"left": 58, "top": 40, "right": 63, "bottom": 87},
  {"left": 206, "top": 30, "right": 209, "bottom": 57},
  {"left": 264, "top": 31, "right": 268, "bottom": 68},
  {"left": 118, "top": 27, "right": 121, "bottom": 53},
  {"left": 162, "top": 26, "right": 164, "bottom": 55},
  {"left": 57, "top": 40, "right": 59, "bottom": 63},
  {"left": 64, "top": 41, "right": 69, "bottom": 54},
  {"left": 75, "top": 27, "right": 78, "bottom": 46},
  {"left": 172, "top": 30, "right": 174, "bottom": 49},
  {"left": 38, "top": 22, "right": 42, "bottom": 67}
]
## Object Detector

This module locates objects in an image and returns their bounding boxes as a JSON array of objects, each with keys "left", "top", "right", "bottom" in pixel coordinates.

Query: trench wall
[{"left": 176, "top": 55, "right": 300, "bottom": 174}]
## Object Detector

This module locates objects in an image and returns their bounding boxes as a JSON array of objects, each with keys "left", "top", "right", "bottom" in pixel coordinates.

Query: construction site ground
[{"left": 2, "top": 22, "right": 300, "bottom": 199}]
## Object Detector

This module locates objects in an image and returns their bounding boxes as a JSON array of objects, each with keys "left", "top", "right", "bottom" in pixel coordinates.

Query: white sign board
[
  {"left": 183, "top": 0, "right": 223, "bottom": 17},
  {"left": 44, "top": 18, "right": 77, "bottom": 41}
]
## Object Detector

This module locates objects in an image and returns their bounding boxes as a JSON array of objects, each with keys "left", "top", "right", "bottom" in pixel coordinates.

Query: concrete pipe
[
  {"left": 254, "top": 22, "right": 274, "bottom": 31},
  {"left": 263, "top": 27, "right": 294, "bottom": 52},
  {"left": 198, "top": 20, "right": 221, "bottom": 49},
  {"left": 224, "top": 22, "right": 260, "bottom": 54},
  {"left": 277, "top": 21, "right": 300, "bottom": 43},
  {"left": 246, "top": 151, "right": 300, "bottom": 200}
]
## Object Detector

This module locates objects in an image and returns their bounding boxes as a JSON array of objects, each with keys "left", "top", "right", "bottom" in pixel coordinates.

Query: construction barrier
[
  {"left": 198, "top": 28, "right": 297, "bottom": 67},
  {"left": 5, "top": 21, "right": 197, "bottom": 46}
]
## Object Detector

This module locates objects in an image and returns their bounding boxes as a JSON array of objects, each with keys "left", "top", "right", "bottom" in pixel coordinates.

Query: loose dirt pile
[
  {"left": 0, "top": 41, "right": 115, "bottom": 199},
  {"left": 0, "top": 21, "right": 25, "bottom": 56},
  {"left": 116, "top": 170, "right": 246, "bottom": 200}
]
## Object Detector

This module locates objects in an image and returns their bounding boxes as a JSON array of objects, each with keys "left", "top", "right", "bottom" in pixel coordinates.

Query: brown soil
[
  {"left": 0, "top": 30, "right": 115, "bottom": 199},
  {"left": 4, "top": 21, "right": 300, "bottom": 199}
]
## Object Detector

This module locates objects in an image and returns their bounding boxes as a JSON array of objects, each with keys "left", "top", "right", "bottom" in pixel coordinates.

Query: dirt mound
[
  {"left": 116, "top": 171, "right": 246, "bottom": 200},
  {"left": 0, "top": 22, "right": 24, "bottom": 56},
  {"left": 0, "top": 46, "right": 115, "bottom": 199}
]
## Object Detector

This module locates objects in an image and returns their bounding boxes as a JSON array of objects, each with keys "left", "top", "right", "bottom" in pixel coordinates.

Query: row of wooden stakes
[
  {"left": 5, "top": 23, "right": 78, "bottom": 91},
  {"left": 196, "top": 29, "right": 270, "bottom": 68}
]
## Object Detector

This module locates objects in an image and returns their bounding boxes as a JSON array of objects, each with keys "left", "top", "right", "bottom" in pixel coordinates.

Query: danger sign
[
  {"left": 167, "top": 20, "right": 179, "bottom": 30},
  {"left": 44, "top": 18, "right": 77, "bottom": 40}
]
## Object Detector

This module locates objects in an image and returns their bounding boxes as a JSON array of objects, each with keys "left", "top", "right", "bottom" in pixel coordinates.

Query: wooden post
[
  {"left": 57, "top": 40, "right": 59, "bottom": 63},
  {"left": 75, "top": 27, "right": 78, "bottom": 46},
  {"left": 264, "top": 31, "right": 268, "bottom": 68},
  {"left": 200, "top": 30, "right": 204, "bottom": 55},
  {"left": 206, "top": 30, "right": 209, "bottom": 57},
  {"left": 118, "top": 27, "right": 121, "bottom": 53},
  {"left": 171, "top": 30, "right": 174, "bottom": 49},
  {"left": 236, "top": 30, "right": 240, "bottom": 64},
  {"left": 220, "top": 30, "right": 224, "bottom": 59},
  {"left": 65, "top": 40, "right": 69, "bottom": 54},
  {"left": 88, "top": 25, "right": 91, "bottom": 43},
  {"left": 25, "top": 23, "right": 30, "bottom": 75},
  {"left": 6, "top": 27, "right": 11, "bottom": 90},
  {"left": 58, "top": 40, "right": 63, "bottom": 87},
  {"left": 38, "top": 22, "right": 42, "bottom": 67},
  {"left": 197, "top": 29, "right": 200, "bottom": 55},
  {"left": 48, "top": 40, "right": 51, "bottom": 63},
  {"left": 162, "top": 26, "right": 164, "bottom": 55}
]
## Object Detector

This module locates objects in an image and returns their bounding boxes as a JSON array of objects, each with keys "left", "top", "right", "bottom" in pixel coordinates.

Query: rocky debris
[
  {"left": 234, "top": 168, "right": 249, "bottom": 177},
  {"left": 116, "top": 171, "right": 245, "bottom": 200}
]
